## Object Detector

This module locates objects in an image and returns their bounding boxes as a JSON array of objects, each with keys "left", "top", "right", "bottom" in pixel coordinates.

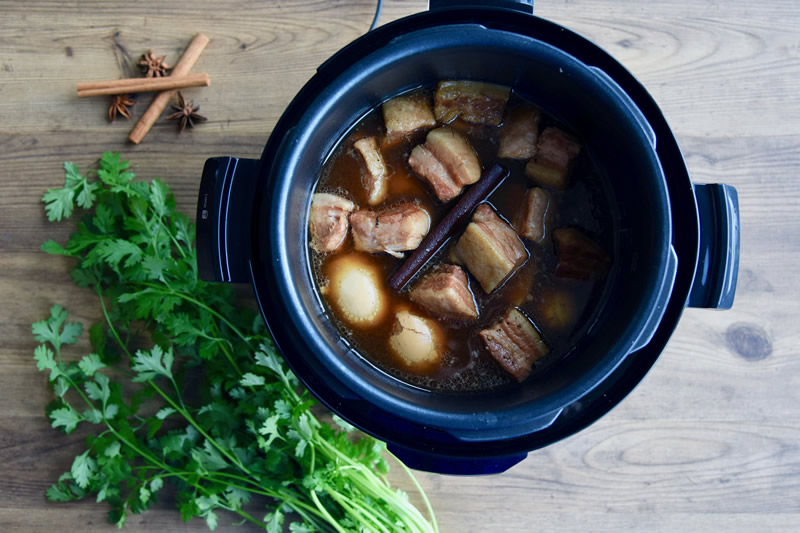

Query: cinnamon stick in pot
[{"left": 388, "top": 163, "right": 509, "bottom": 292}]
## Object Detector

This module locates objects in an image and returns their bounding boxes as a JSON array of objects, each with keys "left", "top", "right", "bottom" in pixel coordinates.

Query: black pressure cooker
[{"left": 196, "top": 0, "right": 740, "bottom": 475}]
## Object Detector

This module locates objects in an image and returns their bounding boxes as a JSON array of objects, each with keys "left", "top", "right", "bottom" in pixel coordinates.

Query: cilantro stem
[
  {"left": 147, "top": 380, "right": 251, "bottom": 474},
  {"left": 314, "top": 436, "right": 433, "bottom": 532},
  {"left": 310, "top": 490, "right": 348, "bottom": 533},
  {"left": 393, "top": 451, "right": 439, "bottom": 533},
  {"left": 202, "top": 474, "right": 330, "bottom": 523},
  {"left": 141, "top": 283, "right": 251, "bottom": 346},
  {"left": 326, "top": 487, "right": 392, "bottom": 533},
  {"left": 104, "top": 423, "right": 332, "bottom": 531}
]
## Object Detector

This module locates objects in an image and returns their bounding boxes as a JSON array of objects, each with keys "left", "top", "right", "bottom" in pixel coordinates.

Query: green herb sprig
[{"left": 36, "top": 153, "right": 438, "bottom": 532}]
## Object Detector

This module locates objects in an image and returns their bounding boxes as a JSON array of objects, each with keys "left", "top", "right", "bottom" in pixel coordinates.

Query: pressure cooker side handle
[
  {"left": 387, "top": 444, "right": 528, "bottom": 475},
  {"left": 196, "top": 156, "right": 260, "bottom": 283},
  {"left": 428, "top": 0, "right": 534, "bottom": 14},
  {"left": 687, "top": 183, "right": 740, "bottom": 309}
]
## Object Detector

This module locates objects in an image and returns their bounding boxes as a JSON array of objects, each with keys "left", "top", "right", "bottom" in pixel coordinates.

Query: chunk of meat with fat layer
[
  {"left": 408, "top": 144, "right": 461, "bottom": 201},
  {"left": 308, "top": 193, "right": 355, "bottom": 253},
  {"left": 353, "top": 136, "right": 387, "bottom": 205},
  {"left": 498, "top": 106, "right": 541, "bottom": 159},
  {"left": 409, "top": 264, "right": 478, "bottom": 320},
  {"left": 480, "top": 308, "right": 549, "bottom": 382},
  {"left": 382, "top": 94, "right": 436, "bottom": 140},
  {"left": 434, "top": 80, "right": 511, "bottom": 126},
  {"left": 514, "top": 187, "right": 551, "bottom": 242},
  {"left": 349, "top": 203, "right": 430, "bottom": 257},
  {"left": 525, "top": 127, "right": 582, "bottom": 190},
  {"left": 451, "top": 204, "right": 528, "bottom": 293},
  {"left": 408, "top": 127, "right": 481, "bottom": 202}
]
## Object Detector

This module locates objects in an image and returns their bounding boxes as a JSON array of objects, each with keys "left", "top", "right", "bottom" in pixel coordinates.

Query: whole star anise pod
[
  {"left": 167, "top": 92, "right": 207, "bottom": 133},
  {"left": 138, "top": 48, "right": 172, "bottom": 78},
  {"left": 108, "top": 94, "right": 135, "bottom": 122}
]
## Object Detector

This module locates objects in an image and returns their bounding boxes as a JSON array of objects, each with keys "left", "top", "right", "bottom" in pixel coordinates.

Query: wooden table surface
[{"left": 2, "top": 0, "right": 798, "bottom": 531}]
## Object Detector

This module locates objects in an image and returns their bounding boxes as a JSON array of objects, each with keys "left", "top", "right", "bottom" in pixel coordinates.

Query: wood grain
[{"left": 1, "top": 0, "right": 799, "bottom": 531}]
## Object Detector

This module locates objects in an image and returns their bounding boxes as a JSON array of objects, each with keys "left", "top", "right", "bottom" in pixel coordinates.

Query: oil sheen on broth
[{"left": 308, "top": 83, "right": 613, "bottom": 392}]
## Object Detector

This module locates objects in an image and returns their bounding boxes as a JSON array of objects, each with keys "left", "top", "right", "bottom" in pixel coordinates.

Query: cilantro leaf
[
  {"left": 83, "top": 408, "right": 103, "bottom": 424},
  {"left": 264, "top": 511, "right": 284, "bottom": 533},
  {"left": 41, "top": 239, "right": 71, "bottom": 256},
  {"left": 50, "top": 406, "right": 82, "bottom": 433},
  {"left": 119, "top": 288, "right": 180, "bottom": 320},
  {"left": 46, "top": 481, "right": 77, "bottom": 502},
  {"left": 149, "top": 477, "right": 163, "bottom": 493},
  {"left": 53, "top": 377, "right": 70, "bottom": 398},
  {"left": 131, "top": 345, "right": 174, "bottom": 382},
  {"left": 34, "top": 345, "right": 57, "bottom": 373},
  {"left": 71, "top": 450, "right": 97, "bottom": 489},
  {"left": 258, "top": 414, "right": 283, "bottom": 449},
  {"left": 78, "top": 353, "right": 105, "bottom": 377},
  {"left": 104, "top": 441, "right": 121, "bottom": 458},
  {"left": 205, "top": 510, "right": 219, "bottom": 531},
  {"left": 97, "top": 152, "right": 137, "bottom": 196},
  {"left": 224, "top": 486, "right": 251, "bottom": 510},
  {"left": 32, "top": 305, "right": 82, "bottom": 351},
  {"left": 42, "top": 186, "right": 75, "bottom": 222},
  {"left": 103, "top": 403, "right": 119, "bottom": 419},
  {"left": 90, "top": 238, "right": 143, "bottom": 270},
  {"left": 42, "top": 162, "right": 100, "bottom": 221},
  {"left": 240, "top": 373, "right": 265, "bottom": 387},
  {"left": 155, "top": 407, "right": 176, "bottom": 420},
  {"left": 191, "top": 440, "right": 228, "bottom": 473},
  {"left": 84, "top": 373, "right": 111, "bottom": 404}
]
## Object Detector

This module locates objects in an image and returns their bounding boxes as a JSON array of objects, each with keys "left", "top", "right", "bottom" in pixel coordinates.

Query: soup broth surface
[{"left": 309, "top": 85, "right": 615, "bottom": 392}]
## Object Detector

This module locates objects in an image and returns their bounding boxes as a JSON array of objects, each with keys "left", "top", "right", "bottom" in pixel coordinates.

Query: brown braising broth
[{"left": 309, "top": 86, "right": 614, "bottom": 392}]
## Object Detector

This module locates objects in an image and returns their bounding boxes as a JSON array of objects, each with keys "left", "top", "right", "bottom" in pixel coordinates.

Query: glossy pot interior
[{"left": 252, "top": 21, "right": 675, "bottom": 444}]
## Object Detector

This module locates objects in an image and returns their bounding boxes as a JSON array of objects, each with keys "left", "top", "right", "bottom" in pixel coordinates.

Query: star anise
[
  {"left": 167, "top": 92, "right": 207, "bottom": 133},
  {"left": 108, "top": 94, "right": 135, "bottom": 122},
  {"left": 138, "top": 48, "right": 172, "bottom": 78}
]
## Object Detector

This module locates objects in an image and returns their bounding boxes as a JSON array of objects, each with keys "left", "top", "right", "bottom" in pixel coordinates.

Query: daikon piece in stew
[{"left": 308, "top": 81, "right": 614, "bottom": 392}]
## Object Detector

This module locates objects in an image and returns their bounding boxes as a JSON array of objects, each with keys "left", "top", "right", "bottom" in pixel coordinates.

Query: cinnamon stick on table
[
  {"left": 129, "top": 33, "right": 210, "bottom": 144},
  {"left": 77, "top": 73, "right": 210, "bottom": 97}
]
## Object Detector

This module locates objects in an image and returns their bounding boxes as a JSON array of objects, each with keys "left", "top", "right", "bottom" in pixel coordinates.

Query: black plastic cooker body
[{"left": 196, "top": 1, "right": 740, "bottom": 475}]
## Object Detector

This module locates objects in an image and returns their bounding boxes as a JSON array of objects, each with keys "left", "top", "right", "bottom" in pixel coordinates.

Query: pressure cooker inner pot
[{"left": 262, "top": 25, "right": 670, "bottom": 426}]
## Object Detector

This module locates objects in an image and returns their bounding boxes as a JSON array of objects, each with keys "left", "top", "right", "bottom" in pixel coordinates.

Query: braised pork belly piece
[
  {"left": 553, "top": 227, "right": 610, "bottom": 279},
  {"left": 408, "top": 127, "right": 481, "bottom": 202},
  {"left": 451, "top": 204, "right": 528, "bottom": 293},
  {"left": 382, "top": 93, "right": 437, "bottom": 141},
  {"left": 434, "top": 80, "right": 511, "bottom": 126},
  {"left": 409, "top": 264, "right": 478, "bottom": 321},
  {"left": 349, "top": 202, "right": 430, "bottom": 257},
  {"left": 525, "top": 127, "right": 582, "bottom": 190},
  {"left": 309, "top": 193, "right": 355, "bottom": 253},
  {"left": 353, "top": 136, "right": 387, "bottom": 206},
  {"left": 408, "top": 144, "right": 461, "bottom": 201},
  {"left": 498, "top": 106, "right": 541, "bottom": 159},
  {"left": 479, "top": 308, "right": 549, "bottom": 382},
  {"left": 514, "top": 187, "right": 551, "bottom": 243}
]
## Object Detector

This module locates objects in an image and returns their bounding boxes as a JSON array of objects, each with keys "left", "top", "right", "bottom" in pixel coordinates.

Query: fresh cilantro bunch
[{"left": 35, "top": 153, "right": 438, "bottom": 533}]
